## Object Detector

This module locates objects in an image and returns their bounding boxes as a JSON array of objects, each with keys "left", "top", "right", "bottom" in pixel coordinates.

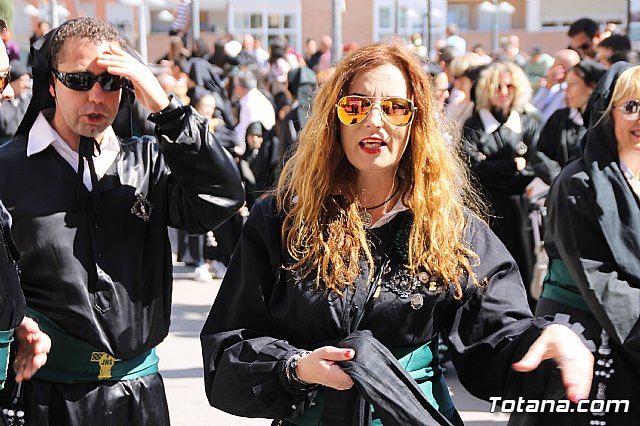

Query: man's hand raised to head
[{"left": 97, "top": 44, "right": 171, "bottom": 113}]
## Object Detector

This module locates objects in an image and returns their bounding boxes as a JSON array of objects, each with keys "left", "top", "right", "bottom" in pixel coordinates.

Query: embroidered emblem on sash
[
  {"left": 131, "top": 194, "right": 154, "bottom": 222},
  {"left": 91, "top": 352, "right": 121, "bottom": 380}
]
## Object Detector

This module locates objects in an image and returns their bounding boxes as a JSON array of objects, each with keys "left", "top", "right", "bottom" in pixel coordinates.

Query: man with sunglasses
[
  {"left": 568, "top": 17, "right": 603, "bottom": 60},
  {"left": 0, "top": 17, "right": 243, "bottom": 425}
]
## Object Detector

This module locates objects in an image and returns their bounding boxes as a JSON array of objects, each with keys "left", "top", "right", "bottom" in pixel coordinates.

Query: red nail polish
[{"left": 344, "top": 350, "right": 353, "bottom": 358}]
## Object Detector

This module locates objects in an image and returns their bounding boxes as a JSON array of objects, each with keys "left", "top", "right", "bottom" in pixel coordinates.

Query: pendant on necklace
[{"left": 360, "top": 209, "right": 372, "bottom": 228}]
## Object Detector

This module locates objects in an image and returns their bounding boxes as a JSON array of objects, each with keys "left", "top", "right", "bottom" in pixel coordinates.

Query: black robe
[
  {"left": 0, "top": 201, "right": 24, "bottom": 332},
  {"left": 532, "top": 62, "right": 640, "bottom": 425},
  {"left": 0, "top": 105, "right": 244, "bottom": 359},
  {"left": 463, "top": 110, "right": 542, "bottom": 295},
  {"left": 201, "top": 197, "right": 572, "bottom": 424},
  {"left": 537, "top": 107, "right": 586, "bottom": 170}
]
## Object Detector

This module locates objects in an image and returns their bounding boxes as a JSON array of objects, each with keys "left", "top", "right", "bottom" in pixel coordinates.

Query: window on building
[
  {"left": 477, "top": 11, "right": 512, "bottom": 31},
  {"left": 234, "top": 13, "right": 263, "bottom": 29},
  {"left": 232, "top": 7, "right": 299, "bottom": 50},
  {"left": 377, "top": 5, "right": 418, "bottom": 42},
  {"left": 448, "top": 5, "right": 469, "bottom": 30},
  {"left": 380, "top": 6, "right": 392, "bottom": 29}
]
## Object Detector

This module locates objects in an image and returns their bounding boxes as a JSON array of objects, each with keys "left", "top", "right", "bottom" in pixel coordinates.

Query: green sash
[
  {"left": 27, "top": 308, "right": 158, "bottom": 383},
  {"left": 541, "top": 258, "right": 590, "bottom": 311},
  {"left": 285, "top": 339, "right": 454, "bottom": 425},
  {"left": 0, "top": 329, "right": 14, "bottom": 390}
]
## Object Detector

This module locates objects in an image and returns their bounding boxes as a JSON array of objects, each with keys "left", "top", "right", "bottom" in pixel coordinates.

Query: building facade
[{"left": 10, "top": 0, "right": 638, "bottom": 63}]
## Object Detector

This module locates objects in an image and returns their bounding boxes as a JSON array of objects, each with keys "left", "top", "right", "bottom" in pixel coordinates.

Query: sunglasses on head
[
  {"left": 52, "top": 69, "right": 126, "bottom": 92},
  {"left": 0, "top": 66, "right": 11, "bottom": 93},
  {"left": 336, "top": 95, "right": 416, "bottom": 127},
  {"left": 613, "top": 99, "right": 640, "bottom": 121}
]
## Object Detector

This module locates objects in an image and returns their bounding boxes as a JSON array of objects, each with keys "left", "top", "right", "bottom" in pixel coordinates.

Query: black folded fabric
[{"left": 322, "top": 330, "right": 455, "bottom": 426}]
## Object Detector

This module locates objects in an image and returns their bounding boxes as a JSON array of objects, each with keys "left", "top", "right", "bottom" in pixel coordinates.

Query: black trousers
[{"left": 8, "top": 372, "right": 170, "bottom": 426}]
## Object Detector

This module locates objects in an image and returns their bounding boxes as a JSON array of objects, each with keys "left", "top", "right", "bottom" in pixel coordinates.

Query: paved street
[{"left": 157, "top": 263, "right": 509, "bottom": 426}]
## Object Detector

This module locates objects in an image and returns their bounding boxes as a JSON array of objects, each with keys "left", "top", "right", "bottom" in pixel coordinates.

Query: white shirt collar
[
  {"left": 568, "top": 107, "right": 584, "bottom": 126},
  {"left": 27, "top": 111, "right": 120, "bottom": 158},
  {"left": 26, "top": 112, "right": 121, "bottom": 190},
  {"left": 369, "top": 199, "right": 409, "bottom": 229},
  {"left": 479, "top": 108, "right": 522, "bottom": 134}
]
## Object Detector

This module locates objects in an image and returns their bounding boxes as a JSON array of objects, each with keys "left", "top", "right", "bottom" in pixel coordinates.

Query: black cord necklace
[{"left": 359, "top": 183, "right": 401, "bottom": 228}]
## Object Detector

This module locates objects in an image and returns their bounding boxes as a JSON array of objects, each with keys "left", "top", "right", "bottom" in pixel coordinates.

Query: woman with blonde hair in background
[{"left": 463, "top": 62, "right": 551, "bottom": 303}]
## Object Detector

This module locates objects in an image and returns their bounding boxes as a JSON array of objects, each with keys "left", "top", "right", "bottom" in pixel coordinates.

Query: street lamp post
[
  {"left": 478, "top": 0, "right": 515, "bottom": 54},
  {"left": 425, "top": 0, "right": 431, "bottom": 57},
  {"left": 332, "top": 0, "right": 344, "bottom": 64}
]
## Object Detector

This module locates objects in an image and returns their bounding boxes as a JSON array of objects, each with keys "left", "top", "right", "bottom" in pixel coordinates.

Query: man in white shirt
[
  {"left": 233, "top": 69, "right": 276, "bottom": 156},
  {"left": 0, "top": 17, "right": 243, "bottom": 425}
]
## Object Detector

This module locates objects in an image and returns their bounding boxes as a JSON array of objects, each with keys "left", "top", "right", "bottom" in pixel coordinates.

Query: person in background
[
  {"left": 200, "top": 41, "right": 593, "bottom": 426},
  {"left": 236, "top": 34, "right": 257, "bottom": 67},
  {"left": 307, "top": 35, "right": 332, "bottom": 72},
  {"left": 279, "top": 66, "right": 317, "bottom": 163},
  {"left": 525, "top": 45, "right": 554, "bottom": 91},
  {"left": 498, "top": 35, "right": 526, "bottom": 68},
  {"left": 432, "top": 68, "right": 450, "bottom": 113},
  {"left": 238, "top": 121, "right": 279, "bottom": 209},
  {"left": 463, "top": 61, "right": 548, "bottom": 301},
  {"left": 596, "top": 34, "right": 632, "bottom": 69},
  {"left": 252, "top": 36, "right": 270, "bottom": 68},
  {"left": 0, "top": 61, "right": 32, "bottom": 144},
  {"left": 0, "top": 22, "right": 19, "bottom": 62},
  {"left": 303, "top": 38, "right": 317, "bottom": 64},
  {"left": 568, "top": 18, "right": 602, "bottom": 60},
  {"left": 445, "top": 23, "right": 466, "bottom": 55},
  {"left": 435, "top": 46, "right": 458, "bottom": 92},
  {"left": 447, "top": 52, "right": 484, "bottom": 123},
  {"left": 234, "top": 69, "right": 276, "bottom": 156},
  {"left": 471, "top": 43, "right": 492, "bottom": 64},
  {"left": 169, "top": 0, "right": 191, "bottom": 47},
  {"left": 537, "top": 61, "right": 606, "bottom": 171},
  {"left": 28, "top": 21, "right": 50, "bottom": 68},
  {"left": 532, "top": 49, "right": 581, "bottom": 121},
  {"left": 408, "top": 32, "right": 427, "bottom": 60}
]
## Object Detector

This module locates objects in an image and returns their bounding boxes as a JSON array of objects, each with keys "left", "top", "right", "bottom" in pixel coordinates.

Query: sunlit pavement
[{"left": 157, "top": 263, "right": 508, "bottom": 425}]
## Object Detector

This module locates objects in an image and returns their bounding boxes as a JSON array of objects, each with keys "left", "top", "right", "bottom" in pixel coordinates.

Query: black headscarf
[
  {"left": 580, "top": 62, "right": 640, "bottom": 339},
  {"left": 15, "top": 18, "right": 138, "bottom": 138},
  {"left": 286, "top": 66, "right": 317, "bottom": 128}
]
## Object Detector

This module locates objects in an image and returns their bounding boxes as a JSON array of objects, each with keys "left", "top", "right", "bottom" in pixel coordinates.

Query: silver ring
[{"left": 560, "top": 355, "right": 576, "bottom": 361}]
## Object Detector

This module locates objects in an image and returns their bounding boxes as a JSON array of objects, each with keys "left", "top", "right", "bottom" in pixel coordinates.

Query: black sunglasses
[
  {"left": 52, "top": 69, "right": 126, "bottom": 92},
  {"left": 0, "top": 66, "right": 11, "bottom": 93},
  {"left": 578, "top": 41, "right": 592, "bottom": 50}
]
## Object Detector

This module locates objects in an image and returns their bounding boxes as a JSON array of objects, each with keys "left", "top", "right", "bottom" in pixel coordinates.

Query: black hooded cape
[{"left": 541, "top": 61, "right": 640, "bottom": 424}]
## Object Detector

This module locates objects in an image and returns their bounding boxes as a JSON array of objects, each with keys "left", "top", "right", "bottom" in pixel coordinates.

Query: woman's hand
[
  {"left": 512, "top": 324, "right": 593, "bottom": 402},
  {"left": 13, "top": 317, "right": 51, "bottom": 383},
  {"left": 295, "top": 346, "right": 355, "bottom": 390}
]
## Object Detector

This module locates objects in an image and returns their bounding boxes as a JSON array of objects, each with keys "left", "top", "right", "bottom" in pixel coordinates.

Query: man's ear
[{"left": 49, "top": 74, "right": 55, "bottom": 98}]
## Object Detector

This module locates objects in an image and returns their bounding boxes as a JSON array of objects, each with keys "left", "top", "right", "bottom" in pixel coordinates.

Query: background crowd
[{"left": 0, "top": 16, "right": 637, "bottom": 295}]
